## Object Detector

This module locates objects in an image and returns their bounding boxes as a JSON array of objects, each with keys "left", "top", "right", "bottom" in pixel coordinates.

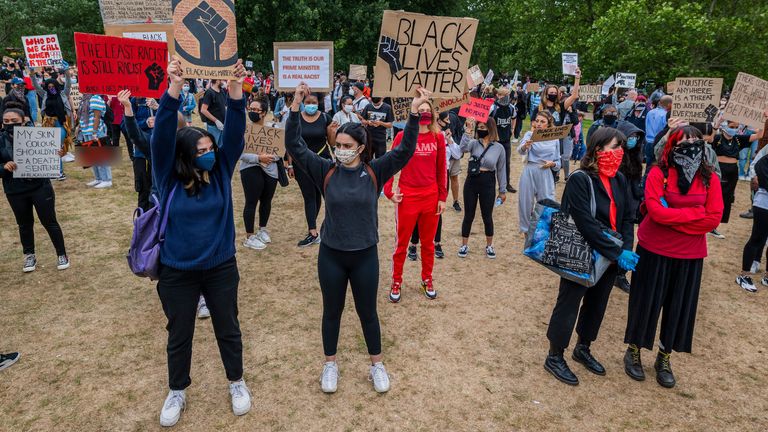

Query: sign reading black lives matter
[
  {"left": 374, "top": 10, "right": 478, "bottom": 98},
  {"left": 244, "top": 123, "right": 286, "bottom": 157},
  {"left": 172, "top": 0, "right": 238, "bottom": 80},
  {"left": 13, "top": 127, "right": 61, "bottom": 178}
]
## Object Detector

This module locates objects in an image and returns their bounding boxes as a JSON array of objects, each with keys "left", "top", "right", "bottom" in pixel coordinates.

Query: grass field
[{"left": 1, "top": 120, "right": 767, "bottom": 431}]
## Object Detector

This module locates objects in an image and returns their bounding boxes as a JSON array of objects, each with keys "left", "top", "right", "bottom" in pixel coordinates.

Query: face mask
[
  {"left": 603, "top": 114, "right": 618, "bottom": 124},
  {"left": 720, "top": 124, "right": 739, "bottom": 137},
  {"left": 626, "top": 136, "right": 639, "bottom": 149},
  {"left": 476, "top": 129, "right": 489, "bottom": 140},
  {"left": 547, "top": 94, "right": 558, "bottom": 102},
  {"left": 371, "top": 98, "right": 382, "bottom": 104},
  {"left": 194, "top": 151, "right": 216, "bottom": 171},
  {"left": 440, "top": 122, "right": 450, "bottom": 131},
  {"left": 419, "top": 112, "right": 433, "bottom": 125},
  {"left": 596, "top": 147, "right": 624, "bottom": 177},
  {"left": 348, "top": 88, "right": 354, "bottom": 96},
  {"left": 334, "top": 147, "right": 360, "bottom": 165},
  {"left": 182, "top": 86, "right": 190, "bottom": 92},
  {"left": 343, "top": 105, "right": 354, "bottom": 114},
  {"left": 497, "top": 96, "right": 510, "bottom": 106},
  {"left": 672, "top": 141, "right": 704, "bottom": 194},
  {"left": 248, "top": 112, "right": 261, "bottom": 123},
  {"left": 304, "top": 104, "right": 319, "bottom": 115},
  {"left": 3, "top": 123, "right": 22, "bottom": 140}
]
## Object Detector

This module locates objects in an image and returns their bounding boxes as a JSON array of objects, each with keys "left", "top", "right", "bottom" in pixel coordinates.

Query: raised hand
[
  {"left": 228, "top": 59, "right": 245, "bottom": 100},
  {"left": 411, "top": 87, "right": 432, "bottom": 114},
  {"left": 378, "top": 36, "right": 403, "bottom": 74},
  {"left": 292, "top": 82, "right": 309, "bottom": 110},
  {"left": 144, "top": 62, "right": 165, "bottom": 90},
  {"left": 117, "top": 89, "right": 132, "bottom": 110},
  {"left": 167, "top": 55, "right": 184, "bottom": 98},
  {"left": 182, "top": 1, "right": 230, "bottom": 61}
]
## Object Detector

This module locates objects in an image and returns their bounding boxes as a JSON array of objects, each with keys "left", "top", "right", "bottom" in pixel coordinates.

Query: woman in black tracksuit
[
  {"left": 285, "top": 83, "right": 422, "bottom": 394},
  {"left": 544, "top": 127, "right": 638, "bottom": 386}
]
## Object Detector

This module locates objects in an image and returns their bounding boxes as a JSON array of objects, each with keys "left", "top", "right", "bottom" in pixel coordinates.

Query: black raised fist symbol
[
  {"left": 183, "top": 1, "right": 229, "bottom": 61},
  {"left": 378, "top": 35, "right": 403, "bottom": 75},
  {"left": 145, "top": 63, "right": 165, "bottom": 90},
  {"left": 704, "top": 104, "right": 719, "bottom": 123}
]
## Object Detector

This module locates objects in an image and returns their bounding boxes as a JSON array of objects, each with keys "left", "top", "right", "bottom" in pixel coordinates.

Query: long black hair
[
  {"left": 174, "top": 126, "right": 218, "bottom": 195},
  {"left": 336, "top": 122, "right": 373, "bottom": 163},
  {"left": 619, "top": 133, "right": 643, "bottom": 181}
]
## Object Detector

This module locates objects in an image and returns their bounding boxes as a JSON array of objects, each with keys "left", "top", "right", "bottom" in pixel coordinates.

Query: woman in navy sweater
[{"left": 150, "top": 56, "right": 250, "bottom": 427}]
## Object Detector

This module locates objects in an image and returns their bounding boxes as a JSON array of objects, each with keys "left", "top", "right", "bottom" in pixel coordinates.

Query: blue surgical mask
[
  {"left": 194, "top": 151, "right": 216, "bottom": 171},
  {"left": 720, "top": 124, "right": 739, "bottom": 137},
  {"left": 304, "top": 104, "right": 319, "bottom": 115},
  {"left": 182, "top": 86, "right": 190, "bottom": 92},
  {"left": 627, "top": 136, "right": 639, "bottom": 149}
]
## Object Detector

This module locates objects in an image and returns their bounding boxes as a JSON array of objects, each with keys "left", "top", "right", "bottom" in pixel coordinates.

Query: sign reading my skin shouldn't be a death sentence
[{"left": 13, "top": 127, "right": 61, "bottom": 178}]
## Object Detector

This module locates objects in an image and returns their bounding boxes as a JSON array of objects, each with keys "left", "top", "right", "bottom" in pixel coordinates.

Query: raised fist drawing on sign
[
  {"left": 378, "top": 36, "right": 403, "bottom": 75},
  {"left": 145, "top": 63, "right": 165, "bottom": 90},
  {"left": 183, "top": 1, "right": 229, "bottom": 61}
]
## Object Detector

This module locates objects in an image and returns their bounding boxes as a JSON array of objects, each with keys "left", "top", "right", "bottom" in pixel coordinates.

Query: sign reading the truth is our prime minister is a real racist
[{"left": 374, "top": 10, "right": 478, "bottom": 98}]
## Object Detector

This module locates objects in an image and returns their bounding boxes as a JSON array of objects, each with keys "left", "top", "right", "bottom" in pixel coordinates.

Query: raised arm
[
  {"left": 563, "top": 68, "right": 581, "bottom": 110},
  {"left": 219, "top": 60, "right": 247, "bottom": 174},
  {"left": 150, "top": 56, "right": 184, "bottom": 192},
  {"left": 285, "top": 84, "right": 333, "bottom": 188}
]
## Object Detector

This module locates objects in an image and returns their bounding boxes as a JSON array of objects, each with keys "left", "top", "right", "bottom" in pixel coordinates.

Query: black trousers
[
  {"left": 547, "top": 266, "right": 617, "bottom": 349},
  {"left": 156, "top": 257, "right": 243, "bottom": 390},
  {"left": 514, "top": 116, "right": 523, "bottom": 139},
  {"left": 719, "top": 162, "right": 738, "bottom": 223},
  {"left": 500, "top": 140, "right": 512, "bottom": 188},
  {"left": 462, "top": 171, "right": 496, "bottom": 237},
  {"left": 743, "top": 207, "right": 768, "bottom": 271},
  {"left": 240, "top": 166, "right": 278, "bottom": 233},
  {"left": 6, "top": 183, "right": 66, "bottom": 256},
  {"left": 318, "top": 244, "right": 381, "bottom": 356},
  {"left": 411, "top": 215, "right": 442, "bottom": 244},
  {"left": 372, "top": 138, "right": 387, "bottom": 159},
  {"left": 111, "top": 123, "right": 131, "bottom": 159},
  {"left": 132, "top": 157, "right": 152, "bottom": 211},
  {"left": 294, "top": 163, "right": 322, "bottom": 231}
]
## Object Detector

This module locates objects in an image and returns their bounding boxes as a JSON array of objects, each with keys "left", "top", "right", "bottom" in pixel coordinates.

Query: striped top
[{"left": 79, "top": 95, "right": 108, "bottom": 140}]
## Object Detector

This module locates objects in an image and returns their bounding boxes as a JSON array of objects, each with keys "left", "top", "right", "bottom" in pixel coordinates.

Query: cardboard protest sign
[
  {"left": 723, "top": 72, "right": 768, "bottom": 130},
  {"left": 98, "top": 0, "right": 172, "bottom": 25},
  {"left": 348, "top": 64, "right": 367, "bottom": 81},
  {"left": 13, "top": 127, "right": 61, "bottom": 178},
  {"left": 244, "top": 123, "right": 286, "bottom": 157},
  {"left": 392, "top": 97, "right": 410, "bottom": 122},
  {"left": 74, "top": 33, "right": 169, "bottom": 98},
  {"left": 458, "top": 97, "right": 493, "bottom": 123},
  {"left": 374, "top": 10, "right": 478, "bottom": 98},
  {"left": 173, "top": 0, "right": 238, "bottom": 80},
  {"left": 105, "top": 23, "right": 175, "bottom": 54},
  {"left": 671, "top": 77, "right": 723, "bottom": 123},
  {"left": 484, "top": 69, "right": 494, "bottom": 86},
  {"left": 532, "top": 124, "right": 573, "bottom": 142},
  {"left": 273, "top": 42, "right": 334, "bottom": 92},
  {"left": 22, "top": 35, "right": 64, "bottom": 68},
  {"left": 527, "top": 83, "right": 540, "bottom": 94},
  {"left": 123, "top": 31, "right": 168, "bottom": 42},
  {"left": 561, "top": 53, "right": 578, "bottom": 75},
  {"left": 467, "top": 65, "right": 484, "bottom": 87},
  {"left": 579, "top": 85, "right": 602, "bottom": 103},
  {"left": 434, "top": 91, "right": 470, "bottom": 113},
  {"left": 615, "top": 73, "right": 636, "bottom": 89},
  {"left": 666, "top": 81, "right": 677, "bottom": 94},
  {"left": 69, "top": 83, "right": 83, "bottom": 110},
  {"left": 601, "top": 75, "right": 615, "bottom": 95}
]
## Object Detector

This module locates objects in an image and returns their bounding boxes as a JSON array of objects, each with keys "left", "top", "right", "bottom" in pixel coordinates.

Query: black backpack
[{"left": 102, "top": 96, "right": 114, "bottom": 126}]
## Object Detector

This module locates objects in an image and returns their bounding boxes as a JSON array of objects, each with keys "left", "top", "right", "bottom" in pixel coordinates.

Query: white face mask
[
  {"left": 335, "top": 147, "right": 360, "bottom": 164},
  {"left": 343, "top": 105, "right": 354, "bottom": 113},
  {"left": 348, "top": 88, "right": 354, "bottom": 96}
]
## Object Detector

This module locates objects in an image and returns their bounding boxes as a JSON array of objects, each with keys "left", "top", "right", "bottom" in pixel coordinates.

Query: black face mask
[
  {"left": 547, "top": 94, "right": 558, "bottom": 102},
  {"left": 3, "top": 123, "right": 22, "bottom": 141},
  {"left": 248, "top": 112, "right": 261, "bottom": 123},
  {"left": 440, "top": 122, "right": 450, "bottom": 131},
  {"left": 603, "top": 114, "right": 618, "bottom": 124},
  {"left": 371, "top": 97, "right": 382, "bottom": 104},
  {"left": 477, "top": 129, "right": 489, "bottom": 139}
]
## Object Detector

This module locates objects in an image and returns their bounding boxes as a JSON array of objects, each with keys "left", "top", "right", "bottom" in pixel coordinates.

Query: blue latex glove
[
  {"left": 618, "top": 250, "right": 640, "bottom": 271},
  {"left": 660, "top": 197, "right": 669, "bottom": 208}
]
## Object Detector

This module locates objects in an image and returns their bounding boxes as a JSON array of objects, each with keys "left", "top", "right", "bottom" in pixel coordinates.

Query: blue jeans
[
  {"left": 206, "top": 124, "right": 222, "bottom": 145},
  {"left": 92, "top": 166, "right": 113, "bottom": 182},
  {"left": 26, "top": 91, "right": 38, "bottom": 123},
  {"left": 739, "top": 141, "right": 758, "bottom": 177}
]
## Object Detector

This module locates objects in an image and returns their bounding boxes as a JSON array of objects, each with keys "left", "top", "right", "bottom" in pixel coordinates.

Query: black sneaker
[
  {"left": 0, "top": 352, "right": 20, "bottom": 371},
  {"left": 506, "top": 184, "right": 517, "bottom": 193},
  {"left": 544, "top": 354, "right": 579, "bottom": 386},
  {"left": 614, "top": 275, "right": 631, "bottom": 293},
  {"left": 571, "top": 344, "right": 606, "bottom": 376},
  {"left": 297, "top": 233, "right": 320, "bottom": 247},
  {"left": 407, "top": 245, "right": 418, "bottom": 261},
  {"left": 740, "top": 208, "right": 754, "bottom": 219},
  {"left": 23, "top": 254, "right": 36, "bottom": 273},
  {"left": 654, "top": 351, "right": 676, "bottom": 388},
  {"left": 434, "top": 243, "right": 444, "bottom": 259},
  {"left": 452, "top": 201, "right": 462, "bottom": 212},
  {"left": 709, "top": 229, "right": 725, "bottom": 239},
  {"left": 624, "top": 345, "right": 645, "bottom": 381}
]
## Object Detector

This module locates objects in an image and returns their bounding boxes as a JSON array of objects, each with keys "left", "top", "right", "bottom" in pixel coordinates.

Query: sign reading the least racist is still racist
[
  {"left": 13, "top": 127, "right": 61, "bottom": 178},
  {"left": 374, "top": 10, "right": 478, "bottom": 98},
  {"left": 244, "top": 123, "right": 286, "bottom": 157},
  {"left": 273, "top": 41, "right": 334, "bottom": 92},
  {"left": 74, "top": 33, "right": 169, "bottom": 99},
  {"left": 671, "top": 77, "right": 723, "bottom": 123},
  {"left": 532, "top": 124, "right": 573, "bottom": 142},
  {"left": 173, "top": 0, "right": 238, "bottom": 80},
  {"left": 723, "top": 72, "right": 768, "bottom": 130},
  {"left": 458, "top": 97, "right": 493, "bottom": 123},
  {"left": 22, "top": 35, "right": 64, "bottom": 68}
]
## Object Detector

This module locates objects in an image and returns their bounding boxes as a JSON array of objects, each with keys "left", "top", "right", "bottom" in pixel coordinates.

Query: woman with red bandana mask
[
  {"left": 623, "top": 126, "right": 723, "bottom": 389},
  {"left": 383, "top": 100, "right": 447, "bottom": 303},
  {"left": 543, "top": 127, "right": 638, "bottom": 387}
]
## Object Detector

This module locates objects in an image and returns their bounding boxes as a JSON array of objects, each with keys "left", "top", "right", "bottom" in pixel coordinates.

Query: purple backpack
[{"left": 126, "top": 185, "right": 178, "bottom": 280}]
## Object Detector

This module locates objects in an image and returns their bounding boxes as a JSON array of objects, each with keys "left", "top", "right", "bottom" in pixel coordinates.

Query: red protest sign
[
  {"left": 458, "top": 97, "right": 493, "bottom": 123},
  {"left": 75, "top": 32, "right": 168, "bottom": 98}
]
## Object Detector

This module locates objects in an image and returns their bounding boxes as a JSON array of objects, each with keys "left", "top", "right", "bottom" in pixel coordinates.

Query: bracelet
[{"left": 286, "top": 165, "right": 293, "bottom": 169}]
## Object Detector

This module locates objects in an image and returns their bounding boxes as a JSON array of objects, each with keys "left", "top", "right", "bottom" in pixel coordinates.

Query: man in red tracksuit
[{"left": 384, "top": 108, "right": 447, "bottom": 302}]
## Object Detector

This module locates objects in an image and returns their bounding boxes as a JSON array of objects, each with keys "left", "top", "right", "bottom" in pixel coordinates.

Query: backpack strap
[
  {"left": 158, "top": 183, "right": 178, "bottom": 242},
  {"left": 365, "top": 164, "right": 378, "bottom": 191},
  {"left": 322, "top": 165, "right": 337, "bottom": 194},
  {"left": 322, "top": 163, "right": 378, "bottom": 194}
]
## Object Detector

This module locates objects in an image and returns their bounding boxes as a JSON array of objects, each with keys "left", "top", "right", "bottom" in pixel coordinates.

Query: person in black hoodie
[
  {"left": 544, "top": 127, "right": 639, "bottom": 386},
  {"left": 491, "top": 87, "right": 518, "bottom": 193},
  {"left": 514, "top": 86, "right": 527, "bottom": 142},
  {"left": 0, "top": 107, "right": 69, "bottom": 272}
]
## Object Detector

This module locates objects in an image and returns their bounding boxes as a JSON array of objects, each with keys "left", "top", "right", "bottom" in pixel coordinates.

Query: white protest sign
[
  {"left": 273, "top": 41, "right": 334, "bottom": 92},
  {"left": 22, "top": 35, "right": 63, "bottom": 68},
  {"left": 467, "top": 65, "right": 484, "bottom": 87},
  {"left": 245, "top": 60, "right": 254, "bottom": 69},
  {"left": 122, "top": 31, "right": 168, "bottom": 42},
  {"left": 723, "top": 72, "right": 768, "bottom": 130},
  {"left": 601, "top": 75, "right": 615, "bottom": 95},
  {"left": 561, "top": 53, "right": 578, "bottom": 75},
  {"left": 511, "top": 70, "right": 519, "bottom": 86},
  {"left": 615, "top": 72, "right": 636, "bottom": 89},
  {"left": 13, "top": 127, "right": 61, "bottom": 178},
  {"left": 484, "top": 69, "right": 494, "bottom": 86}
]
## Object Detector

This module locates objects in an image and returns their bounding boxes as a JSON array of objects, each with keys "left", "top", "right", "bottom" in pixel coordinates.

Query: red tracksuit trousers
[{"left": 391, "top": 187, "right": 439, "bottom": 284}]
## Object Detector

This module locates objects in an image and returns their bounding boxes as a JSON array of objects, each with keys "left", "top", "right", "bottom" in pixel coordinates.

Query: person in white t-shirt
[
  {"left": 351, "top": 82, "right": 370, "bottom": 113},
  {"left": 332, "top": 96, "right": 360, "bottom": 126}
]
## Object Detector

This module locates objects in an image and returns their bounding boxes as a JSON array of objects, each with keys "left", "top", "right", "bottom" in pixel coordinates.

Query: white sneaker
[
  {"left": 457, "top": 245, "right": 469, "bottom": 258},
  {"left": 243, "top": 235, "right": 266, "bottom": 250},
  {"left": 512, "top": 138, "right": 519, "bottom": 143},
  {"left": 257, "top": 228, "right": 272, "bottom": 244},
  {"left": 321, "top": 361, "right": 339, "bottom": 393},
  {"left": 761, "top": 276, "right": 768, "bottom": 287},
  {"left": 229, "top": 379, "right": 251, "bottom": 416},
  {"left": 369, "top": 362, "right": 390, "bottom": 393},
  {"left": 86, "top": 180, "right": 101, "bottom": 187},
  {"left": 197, "top": 296, "right": 210, "bottom": 319},
  {"left": 62, "top": 152, "right": 75, "bottom": 162},
  {"left": 159, "top": 390, "right": 186, "bottom": 427},
  {"left": 736, "top": 275, "right": 757, "bottom": 293},
  {"left": 94, "top": 181, "right": 113, "bottom": 189}
]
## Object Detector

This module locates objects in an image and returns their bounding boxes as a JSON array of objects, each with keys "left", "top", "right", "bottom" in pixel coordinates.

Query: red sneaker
[
  {"left": 389, "top": 282, "right": 402, "bottom": 303},
  {"left": 421, "top": 279, "right": 437, "bottom": 299}
]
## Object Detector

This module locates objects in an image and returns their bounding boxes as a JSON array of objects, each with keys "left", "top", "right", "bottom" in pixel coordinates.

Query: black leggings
[
  {"left": 240, "top": 166, "right": 278, "bottom": 233},
  {"left": 111, "top": 123, "right": 131, "bottom": 157},
  {"left": 500, "top": 140, "right": 512, "bottom": 188},
  {"left": 294, "top": 163, "right": 322, "bottom": 231},
  {"left": 411, "top": 216, "right": 442, "bottom": 244},
  {"left": 742, "top": 206, "right": 768, "bottom": 271},
  {"left": 719, "top": 162, "right": 738, "bottom": 223},
  {"left": 461, "top": 171, "right": 496, "bottom": 237},
  {"left": 6, "top": 182, "right": 66, "bottom": 256},
  {"left": 318, "top": 244, "right": 381, "bottom": 356}
]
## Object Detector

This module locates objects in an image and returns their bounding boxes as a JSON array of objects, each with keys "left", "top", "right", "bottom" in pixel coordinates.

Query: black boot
[
  {"left": 654, "top": 351, "right": 676, "bottom": 388},
  {"left": 624, "top": 344, "right": 645, "bottom": 381},
  {"left": 572, "top": 343, "right": 606, "bottom": 376},
  {"left": 614, "top": 275, "right": 631, "bottom": 293},
  {"left": 545, "top": 346, "right": 579, "bottom": 386}
]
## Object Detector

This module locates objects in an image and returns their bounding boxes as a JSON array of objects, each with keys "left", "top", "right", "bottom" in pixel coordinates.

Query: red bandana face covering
[{"left": 596, "top": 147, "right": 624, "bottom": 178}]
